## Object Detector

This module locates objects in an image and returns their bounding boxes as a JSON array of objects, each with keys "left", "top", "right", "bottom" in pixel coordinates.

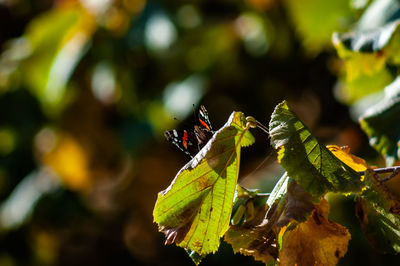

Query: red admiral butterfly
[{"left": 165, "top": 105, "right": 214, "bottom": 158}]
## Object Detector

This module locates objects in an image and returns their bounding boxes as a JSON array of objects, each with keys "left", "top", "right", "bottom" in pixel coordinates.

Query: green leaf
[
  {"left": 24, "top": 8, "right": 90, "bottom": 112},
  {"left": 284, "top": 0, "right": 353, "bottom": 53},
  {"left": 269, "top": 101, "right": 363, "bottom": 200},
  {"left": 333, "top": 21, "right": 400, "bottom": 53},
  {"left": 230, "top": 185, "right": 269, "bottom": 226},
  {"left": 332, "top": 36, "right": 393, "bottom": 105},
  {"left": 332, "top": 0, "right": 400, "bottom": 56},
  {"left": 153, "top": 112, "right": 254, "bottom": 259},
  {"left": 356, "top": 0, "right": 400, "bottom": 30},
  {"left": 332, "top": 0, "right": 400, "bottom": 105},
  {"left": 0, "top": 7, "right": 91, "bottom": 114},
  {"left": 356, "top": 169, "right": 400, "bottom": 253},
  {"left": 224, "top": 173, "right": 314, "bottom": 264},
  {"left": 186, "top": 249, "right": 205, "bottom": 265},
  {"left": 360, "top": 75, "right": 400, "bottom": 166},
  {"left": 324, "top": 0, "right": 400, "bottom": 165}
]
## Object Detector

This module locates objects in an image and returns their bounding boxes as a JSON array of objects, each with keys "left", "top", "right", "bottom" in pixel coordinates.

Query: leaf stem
[
  {"left": 358, "top": 166, "right": 400, "bottom": 182},
  {"left": 256, "top": 120, "right": 269, "bottom": 134},
  {"left": 256, "top": 192, "right": 271, "bottom": 197}
]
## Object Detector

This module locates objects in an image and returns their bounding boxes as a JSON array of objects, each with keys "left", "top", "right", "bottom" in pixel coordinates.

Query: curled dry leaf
[
  {"left": 224, "top": 174, "right": 314, "bottom": 264},
  {"left": 280, "top": 199, "right": 351, "bottom": 266}
]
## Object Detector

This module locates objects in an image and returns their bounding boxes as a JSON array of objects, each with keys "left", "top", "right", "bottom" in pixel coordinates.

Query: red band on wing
[
  {"left": 182, "top": 131, "right": 188, "bottom": 149},
  {"left": 199, "top": 119, "right": 210, "bottom": 130}
]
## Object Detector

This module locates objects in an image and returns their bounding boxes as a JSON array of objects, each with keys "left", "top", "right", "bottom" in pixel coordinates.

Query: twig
[
  {"left": 256, "top": 192, "right": 271, "bottom": 197},
  {"left": 256, "top": 120, "right": 269, "bottom": 134},
  {"left": 358, "top": 166, "right": 400, "bottom": 182}
]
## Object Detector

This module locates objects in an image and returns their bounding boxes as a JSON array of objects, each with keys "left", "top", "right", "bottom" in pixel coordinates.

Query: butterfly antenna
[
  {"left": 192, "top": 104, "right": 197, "bottom": 122},
  {"left": 173, "top": 115, "right": 191, "bottom": 129}
]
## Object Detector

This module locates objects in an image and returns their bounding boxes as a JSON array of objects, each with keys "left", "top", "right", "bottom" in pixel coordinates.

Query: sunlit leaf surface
[
  {"left": 327, "top": 145, "right": 368, "bottom": 172},
  {"left": 269, "top": 101, "right": 363, "bottom": 200},
  {"left": 153, "top": 111, "right": 254, "bottom": 258},
  {"left": 356, "top": 169, "right": 400, "bottom": 253}
]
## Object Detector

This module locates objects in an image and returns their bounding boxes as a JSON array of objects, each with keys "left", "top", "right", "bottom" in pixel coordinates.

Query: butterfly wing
[
  {"left": 165, "top": 106, "right": 214, "bottom": 158},
  {"left": 198, "top": 105, "right": 213, "bottom": 132},
  {"left": 164, "top": 129, "right": 199, "bottom": 158}
]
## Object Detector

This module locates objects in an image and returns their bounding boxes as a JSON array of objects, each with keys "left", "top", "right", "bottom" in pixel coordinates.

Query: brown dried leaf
[
  {"left": 224, "top": 175, "right": 314, "bottom": 264},
  {"left": 279, "top": 199, "right": 350, "bottom": 266}
]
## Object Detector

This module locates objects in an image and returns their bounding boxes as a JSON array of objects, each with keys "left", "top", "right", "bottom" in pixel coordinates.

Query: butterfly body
[{"left": 165, "top": 106, "right": 214, "bottom": 158}]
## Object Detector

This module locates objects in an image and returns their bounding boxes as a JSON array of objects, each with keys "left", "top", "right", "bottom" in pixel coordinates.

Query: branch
[
  {"left": 358, "top": 166, "right": 400, "bottom": 182},
  {"left": 256, "top": 192, "right": 271, "bottom": 197},
  {"left": 256, "top": 121, "right": 269, "bottom": 134}
]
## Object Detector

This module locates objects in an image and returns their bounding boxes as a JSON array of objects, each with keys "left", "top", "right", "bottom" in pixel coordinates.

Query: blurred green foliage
[{"left": 0, "top": 0, "right": 399, "bottom": 265}]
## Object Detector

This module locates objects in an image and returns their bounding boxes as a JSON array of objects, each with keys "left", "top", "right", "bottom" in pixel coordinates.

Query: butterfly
[{"left": 165, "top": 105, "right": 214, "bottom": 158}]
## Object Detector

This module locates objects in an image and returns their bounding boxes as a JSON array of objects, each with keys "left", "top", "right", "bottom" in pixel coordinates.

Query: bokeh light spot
[
  {"left": 144, "top": 12, "right": 177, "bottom": 54},
  {"left": 163, "top": 74, "right": 207, "bottom": 119},
  {"left": 0, "top": 128, "right": 16, "bottom": 156},
  {"left": 176, "top": 5, "right": 202, "bottom": 29},
  {"left": 234, "top": 12, "right": 269, "bottom": 56},
  {"left": 91, "top": 61, "right": 118, "bottom": 104}
]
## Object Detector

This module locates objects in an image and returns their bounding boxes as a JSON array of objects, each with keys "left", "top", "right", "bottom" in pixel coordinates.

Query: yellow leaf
[
  {"left": 327, "top": 145, "right": 367, "bottom": 172},
  {"left": 343, "top": 52, "right": 387, "bottom": 82},
  {"left": 280, "top": 199, "right": 350, "bottom": 266}
]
